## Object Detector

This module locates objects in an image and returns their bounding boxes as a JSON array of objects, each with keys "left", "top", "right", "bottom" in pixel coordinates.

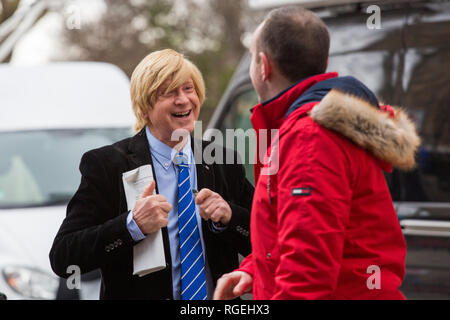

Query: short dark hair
[{"left": 257, "top": 6, "right": 330, "bottom": 82}]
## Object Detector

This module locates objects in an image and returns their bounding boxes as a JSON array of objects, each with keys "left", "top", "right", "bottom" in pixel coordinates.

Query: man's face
[
  {"left": 146, "top": 77, "right": 200, "bottom": 146},
  {"left": 249, "top": 24, "right": 266, "bottom": 102}
]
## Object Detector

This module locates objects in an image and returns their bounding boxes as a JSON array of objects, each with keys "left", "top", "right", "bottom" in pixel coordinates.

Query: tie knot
[{"left": 174, "top": 152, "right": 189, "bottom": 168}]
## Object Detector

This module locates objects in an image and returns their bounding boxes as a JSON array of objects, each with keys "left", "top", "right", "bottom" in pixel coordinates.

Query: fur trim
[{"left": 310, "top": 89, "right": 421, "bottom": 170}]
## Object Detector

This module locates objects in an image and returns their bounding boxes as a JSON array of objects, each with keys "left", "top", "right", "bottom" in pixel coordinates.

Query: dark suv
[{"left": 207, "top": 0, "right": 450, "bottom": 299}]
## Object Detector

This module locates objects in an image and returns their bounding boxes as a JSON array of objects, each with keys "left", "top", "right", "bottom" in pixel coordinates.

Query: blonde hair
[{"left": 130, "top": 49, "right": 206, "bottom": 133}]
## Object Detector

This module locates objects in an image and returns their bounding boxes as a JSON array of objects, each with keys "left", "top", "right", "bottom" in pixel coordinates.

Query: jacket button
[{"left": 266, "top": 253, "right": 271, "bottom": 259}]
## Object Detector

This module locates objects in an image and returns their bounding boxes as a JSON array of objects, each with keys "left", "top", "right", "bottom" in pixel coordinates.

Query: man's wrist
[
  {"left": 126, "top": 210, "right": 146, "bottom": 242},
  {"left": 209, "top": 220, "right": 228, "bottom": 233}
]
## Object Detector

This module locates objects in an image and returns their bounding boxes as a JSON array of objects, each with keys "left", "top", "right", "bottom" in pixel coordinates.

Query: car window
[
  {"left": 401, "top": 4, "right": 450, "bottom": 203},
  {"left": 0, "top": 128, "right": 132, "bottom": 209},
  {"left": 220, "top": 90, "right": 258, "bottom": 185},
  {"left": 325, "top": 5, "right": 450, "bottom": 203}
]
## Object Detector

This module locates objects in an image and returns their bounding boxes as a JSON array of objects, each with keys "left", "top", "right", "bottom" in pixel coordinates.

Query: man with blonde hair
[{"left": 50, "top": 49, "right": 253, "bottom": 300}]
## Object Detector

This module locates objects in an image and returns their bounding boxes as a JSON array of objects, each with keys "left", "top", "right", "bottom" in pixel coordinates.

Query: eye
[
  {"left": 159, "top": 89, "right": 175, "bottom": 98},
  {"left": 184, "top": 84, "right": 194, "bottom": 92}
]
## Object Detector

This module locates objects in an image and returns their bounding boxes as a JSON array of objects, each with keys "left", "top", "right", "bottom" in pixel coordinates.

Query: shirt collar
[{"left": 145, "top": 126, "right": 193, "bottom": 169}]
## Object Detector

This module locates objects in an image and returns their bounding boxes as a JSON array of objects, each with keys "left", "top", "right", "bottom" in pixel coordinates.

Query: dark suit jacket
[{"left": 49, "top": 128, "right": 253, "bottom": 300}]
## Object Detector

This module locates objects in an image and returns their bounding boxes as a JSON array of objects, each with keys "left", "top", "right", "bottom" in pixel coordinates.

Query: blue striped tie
[{"left": 175, "top": 152, "right": 207, "bottom": 300}]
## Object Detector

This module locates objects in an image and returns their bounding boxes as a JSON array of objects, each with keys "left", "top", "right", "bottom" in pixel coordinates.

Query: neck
[{"left": 263, "top": 75, "right": 295, "bottom": 102}]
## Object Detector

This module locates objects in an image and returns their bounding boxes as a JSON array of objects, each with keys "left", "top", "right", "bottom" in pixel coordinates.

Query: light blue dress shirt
[{"left": 126, "top": 126, "right": 215, "bottom": 300}]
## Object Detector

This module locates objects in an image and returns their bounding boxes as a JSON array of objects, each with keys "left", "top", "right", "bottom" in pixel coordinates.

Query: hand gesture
[
  {"left": 133, "top": 181, "right": 172, "bottom": 234},
  {"left": 213, "top": 271, "right": 253, "bottom": 300},
  {"left": 195, "top": 188, "right": 232, "bottom": 225}
]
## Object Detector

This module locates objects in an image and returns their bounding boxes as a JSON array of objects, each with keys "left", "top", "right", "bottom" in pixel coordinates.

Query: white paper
[{"left": 122, "top": 165, "right": 166, "bottom": 277}]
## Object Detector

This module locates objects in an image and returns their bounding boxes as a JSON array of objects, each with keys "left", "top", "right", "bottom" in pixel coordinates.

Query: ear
[{"left": 259, "top": 52, "right": 271, "bottom": 81}]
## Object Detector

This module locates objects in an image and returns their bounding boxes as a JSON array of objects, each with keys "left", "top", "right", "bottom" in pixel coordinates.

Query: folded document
[{"left": 122, "top": 165, "right": 166, "bottom": 277}]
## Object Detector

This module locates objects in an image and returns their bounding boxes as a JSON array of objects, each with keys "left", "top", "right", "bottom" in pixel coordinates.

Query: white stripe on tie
[
  {"left": 181, "top": 266, "right": 205, "bottom": 296},
  {"left": 178, "top": 197, "right": 193, "bottom": 220},
  {"left": 178, "top": 175, "right": 190, "bottom": 188},
  {"left": 181, "top": 238, "right": 200, "bottom": 265},
  {"left": 178, "top": 187, "right": 190, "bottom": 203},
  {"left": 181, "top": 251, "right": 203, "bottom": 280},
  {"left": 181, "top": 224, "right": 198, "bottom": 249},
  {"left": 189, "top": 280, "right": 206, "bottom": 300}
]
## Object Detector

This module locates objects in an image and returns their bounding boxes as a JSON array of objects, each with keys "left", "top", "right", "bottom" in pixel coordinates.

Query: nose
[{"left": 174, "top": 89, "right": 189, "bottom": 105}]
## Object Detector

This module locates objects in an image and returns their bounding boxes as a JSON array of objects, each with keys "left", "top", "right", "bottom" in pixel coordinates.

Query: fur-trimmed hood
[{"left": 310, "top": 89, "right": 421, "bottom": 170}]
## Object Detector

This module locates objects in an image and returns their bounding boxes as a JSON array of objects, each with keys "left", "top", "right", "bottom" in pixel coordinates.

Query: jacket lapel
[
  {"left": 192, "top": 138, "right": 215, "bottom": 191},
  {"left": 127, "top": 128, "right": 153, "bottom": 169},
  {"left": 192, "top": 138, "right": 217, "bottom": 261}
]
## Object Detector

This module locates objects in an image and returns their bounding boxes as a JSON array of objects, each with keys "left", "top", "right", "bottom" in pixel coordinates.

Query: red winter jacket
[{"left": 238, "top": 73, "right": 420, "bottom": 300}]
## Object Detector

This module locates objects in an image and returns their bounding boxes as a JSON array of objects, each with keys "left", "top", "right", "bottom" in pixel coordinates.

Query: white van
[{"left": 0, "top": 62, "right": 134, "bottom": 299}]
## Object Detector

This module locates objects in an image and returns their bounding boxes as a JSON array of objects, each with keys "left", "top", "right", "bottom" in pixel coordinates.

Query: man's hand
[
  {"left": 213, "top": 271, "right": 253, "bottom": 300},
  {"left": 133, "top": 180, "right": 172, "bottom": 234},
  {"left": 195, "top": 188, "right": 232, "bottom": 225}
]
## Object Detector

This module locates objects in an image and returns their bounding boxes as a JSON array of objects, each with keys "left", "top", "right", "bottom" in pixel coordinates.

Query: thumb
[
  {"left": 140, "top": 180, "right": 155, "bottom": 199},
  {"left": 195, "top": 188, "right": 212, "bottom": 204}
]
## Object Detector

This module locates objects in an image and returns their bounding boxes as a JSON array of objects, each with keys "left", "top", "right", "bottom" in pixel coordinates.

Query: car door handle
[{"left": 400, "top": 220, "right": 450, "bottom": 237}]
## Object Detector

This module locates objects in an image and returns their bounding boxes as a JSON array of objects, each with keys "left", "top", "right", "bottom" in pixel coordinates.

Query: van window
[{"left": 0, "top": 128, "right": 132, "bottom": 209}]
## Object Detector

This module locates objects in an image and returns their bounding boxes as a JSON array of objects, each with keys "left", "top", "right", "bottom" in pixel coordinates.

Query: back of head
[{"left": 258, "top": 6, "right": 330, "bottom": 82}]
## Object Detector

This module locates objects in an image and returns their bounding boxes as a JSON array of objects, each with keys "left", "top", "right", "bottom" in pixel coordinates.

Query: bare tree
[
  {"left": 57, "top": 0, "right": 249, "bottom": 122},
  {"left": 1, "top": 0, "right": 21, "bottom": 23},
  {"left": 1, "top": 0, "right": 50, "bottom": 63}
]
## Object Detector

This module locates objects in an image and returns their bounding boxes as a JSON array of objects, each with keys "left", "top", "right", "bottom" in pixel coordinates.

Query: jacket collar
[
  {"left": 250, "top": 72, "right": 338, "bottom": 183},
  {"left": 250, "top": 72, "right": 338, "bottom": 133},
  {"left": 284, "top": 75, "right": 380, "bottom": 119}
]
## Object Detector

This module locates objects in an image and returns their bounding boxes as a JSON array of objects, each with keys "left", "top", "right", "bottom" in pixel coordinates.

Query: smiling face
[
  {"left": 146, "top": 77, "right": 200, "bottom": 147},
  {"left": 130, "top": 49, "right": 205, "bottom": 139}
]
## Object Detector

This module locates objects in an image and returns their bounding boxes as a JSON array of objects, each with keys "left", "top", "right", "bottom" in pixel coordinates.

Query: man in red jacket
[{"left": 214, "top": 6, "right": 421, "bottom": 300}]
